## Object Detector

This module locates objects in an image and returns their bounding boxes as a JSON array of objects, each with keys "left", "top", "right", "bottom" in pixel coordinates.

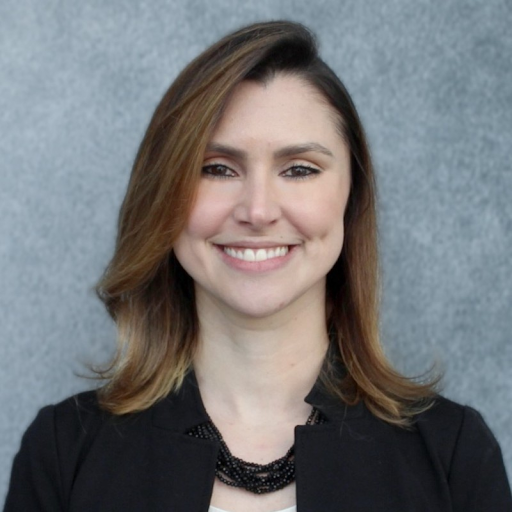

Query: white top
[{"left": 209, "top": 507, "right": 296, "bottom": 512}]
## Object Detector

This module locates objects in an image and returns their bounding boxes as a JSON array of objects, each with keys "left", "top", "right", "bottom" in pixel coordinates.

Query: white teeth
[
  {"left": 223, "top": 246, "right": 289, "bottom": 262},
  {"left": 255, "top": 249, "right": 266, "bottom": 261}
]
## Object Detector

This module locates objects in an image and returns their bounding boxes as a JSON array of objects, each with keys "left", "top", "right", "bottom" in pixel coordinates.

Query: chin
[
  {"left": 224, "top": 289, "right": 314, "bottom": 320},
  {"left": 227, "top": 300, "right": 288, "bottom": 320}
]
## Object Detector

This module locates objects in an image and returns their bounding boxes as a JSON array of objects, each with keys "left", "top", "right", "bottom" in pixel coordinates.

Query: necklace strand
[{"left": 187, "top": 408, "right": 326, "bottom": 494}]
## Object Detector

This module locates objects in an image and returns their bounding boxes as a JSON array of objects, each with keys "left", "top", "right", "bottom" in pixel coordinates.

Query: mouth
[{"left": 221, "top": 245, "right": 290, "bottom": 262}]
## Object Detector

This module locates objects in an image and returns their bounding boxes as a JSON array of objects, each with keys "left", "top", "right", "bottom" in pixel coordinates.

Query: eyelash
[
  {"left": 201, "top": 163, "right": 321, "bottom": 180},
  {"left": 281, "top": 164, "right": 321, "bottom": 180},
  {"left": 201, "top": 164, "right": 236, "bottom": 180}
]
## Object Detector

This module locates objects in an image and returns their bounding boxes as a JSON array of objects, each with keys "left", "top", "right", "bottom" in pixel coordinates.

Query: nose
[{"left": 233, "top": 172, "right": 281, "bottom": 228}]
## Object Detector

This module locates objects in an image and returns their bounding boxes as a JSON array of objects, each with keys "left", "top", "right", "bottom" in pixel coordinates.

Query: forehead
[{"left": 210, "top": 74, "right": 343, "bottom": 147}]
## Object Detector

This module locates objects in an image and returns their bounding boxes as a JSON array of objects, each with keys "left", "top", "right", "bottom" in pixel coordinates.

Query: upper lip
[{"left": 213, "top": 240, "right": 299, "bottom": 249}]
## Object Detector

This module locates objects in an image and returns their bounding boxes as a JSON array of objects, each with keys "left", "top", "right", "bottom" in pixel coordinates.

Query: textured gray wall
[{"left": 1, "top": 0, "right": 511, "bottom": 502}]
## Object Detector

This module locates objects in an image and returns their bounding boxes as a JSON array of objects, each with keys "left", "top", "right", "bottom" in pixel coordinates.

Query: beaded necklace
[{"left": 186, "top": 407, "right": 326, "bottom": 494}]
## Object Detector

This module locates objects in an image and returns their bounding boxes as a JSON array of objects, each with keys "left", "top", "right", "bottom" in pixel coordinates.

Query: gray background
[{"left": 1, "top": 0, "right": 511, "bottom": 503}]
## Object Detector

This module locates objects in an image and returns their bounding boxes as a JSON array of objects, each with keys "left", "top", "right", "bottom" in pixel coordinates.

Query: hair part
[{"left": 95, "top": 21, "right": 439, "bottom": 424}]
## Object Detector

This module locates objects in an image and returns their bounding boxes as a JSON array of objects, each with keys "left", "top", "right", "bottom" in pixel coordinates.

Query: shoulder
[
  {"left": 6, "top": 390, "right": 165, "bottom": 510},
  {"left": 415, "top": 395, "right": 499, "bottom": 452},
  {"left": 25, "top": 390, "right": 105, "bottom": 445},
  {"left": 4, "top": 390, "right": 107, "bottom": 511},
  {"left": 20, "top": 390, "right": 108, "bottom": 478},
  {"left": 412, "top": 395, "right": 512, "bottom": 509},
  {"left": 414, "top": 395, "right": 500, "bottom": 465},
  {"left": 25, "top": 389, "right": 160, "bottom": 461}
]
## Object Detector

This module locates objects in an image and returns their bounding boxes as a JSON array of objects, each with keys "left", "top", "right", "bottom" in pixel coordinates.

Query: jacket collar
[
  {"left": 152, "top": 370, "right": 210, "bottom": 432},
  {"left": 304, "top": 376, "right": 365, "bottom": 421}
]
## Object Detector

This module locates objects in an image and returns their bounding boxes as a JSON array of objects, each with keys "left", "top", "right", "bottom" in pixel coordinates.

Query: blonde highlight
[{"left": 95, "top": 21, "right": 439, "bottom": 422}]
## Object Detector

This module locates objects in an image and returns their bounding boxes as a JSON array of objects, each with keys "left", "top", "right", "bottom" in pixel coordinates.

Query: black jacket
[{"left": 4, "top": 371, "right": 512, "bottom": 511}]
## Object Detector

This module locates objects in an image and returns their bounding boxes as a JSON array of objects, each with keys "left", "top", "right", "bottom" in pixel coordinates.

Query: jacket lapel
[
  {"left": 150, "top": 371, "right": 220, "bottom": 512},
  {"left": 294, "top": 411, "right": 440, "bottom": 511},
  {"left": 296, "top": 379, "right": 436, "bottom": 511}
]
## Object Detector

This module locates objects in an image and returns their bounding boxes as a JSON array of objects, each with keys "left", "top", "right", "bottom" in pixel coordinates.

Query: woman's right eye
[{"left": 201, "top": 164, "right": 237, "bottom": 179}]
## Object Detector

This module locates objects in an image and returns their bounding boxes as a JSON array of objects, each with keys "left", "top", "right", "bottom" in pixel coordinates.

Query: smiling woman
[
  {"left": 5, "top": 20, "right": 512, "bottom": 512},
  {"left": 174, "top": 76, "right": 350, "bottom": 319}
]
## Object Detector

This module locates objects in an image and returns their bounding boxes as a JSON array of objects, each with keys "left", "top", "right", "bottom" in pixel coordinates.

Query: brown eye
[
  {"left": 201, "top": 164, "right": 237, "bottom": 179},
  {"left": 281, "top": 165, "right": 321, "bottom": 180}
]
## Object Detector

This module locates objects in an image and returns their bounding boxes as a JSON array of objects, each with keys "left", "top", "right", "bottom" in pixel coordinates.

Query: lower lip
[{"left": 215, "top": 245, "right": 297, "bottom": 272}]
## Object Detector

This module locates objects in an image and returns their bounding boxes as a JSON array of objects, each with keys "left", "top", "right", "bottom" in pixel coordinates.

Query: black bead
[{"left": 186, "top": 407, "right": 326, "bottom": 494}]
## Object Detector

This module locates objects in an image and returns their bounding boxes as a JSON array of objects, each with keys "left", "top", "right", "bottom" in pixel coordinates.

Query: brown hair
[{"left": 95, "top": 21, "right": 438, "bottom": 423}]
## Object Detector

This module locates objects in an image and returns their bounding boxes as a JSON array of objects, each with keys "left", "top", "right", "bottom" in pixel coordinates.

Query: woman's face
[{"left": 173, "top": 74, "right": 351, "bottom": 320}]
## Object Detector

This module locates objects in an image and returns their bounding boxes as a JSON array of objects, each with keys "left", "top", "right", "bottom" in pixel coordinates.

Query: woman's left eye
[{"left": 281, "top": 165, "right": 321, "bottom": 180}]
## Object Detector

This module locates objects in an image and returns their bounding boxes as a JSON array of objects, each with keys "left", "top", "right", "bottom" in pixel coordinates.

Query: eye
[
  {"left": 201, "top": 163, "right": 237, "bottom": 179},
  {"left": 280, "top": 165, "right": 321, "bottom": 180}
]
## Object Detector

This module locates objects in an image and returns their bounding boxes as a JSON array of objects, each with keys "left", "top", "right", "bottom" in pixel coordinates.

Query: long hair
[{"left": 95, "top": 21, "right": 438, "bottom": 423}]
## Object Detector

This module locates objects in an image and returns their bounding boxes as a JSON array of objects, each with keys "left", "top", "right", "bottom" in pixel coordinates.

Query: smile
[{"left": 223, "top": 246, "right": 289, "bottom": 262}]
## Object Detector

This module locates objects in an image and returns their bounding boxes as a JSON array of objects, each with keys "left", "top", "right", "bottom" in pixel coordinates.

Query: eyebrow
[{"left": 205, "top": 142, "right": 334, "bottom": 160}]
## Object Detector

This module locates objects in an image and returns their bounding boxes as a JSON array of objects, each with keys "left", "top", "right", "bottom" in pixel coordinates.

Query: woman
[{"left": 5, "top": 21, "right": 511, "bottom": 512}]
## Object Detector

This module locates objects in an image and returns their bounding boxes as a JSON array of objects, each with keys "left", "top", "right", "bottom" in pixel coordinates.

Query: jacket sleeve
[
  {"left": 449, "top": 406, "right": 512, "bottom": 512},
  {"left": 3, "top": 405, "right": 65, "bottom": 511}
]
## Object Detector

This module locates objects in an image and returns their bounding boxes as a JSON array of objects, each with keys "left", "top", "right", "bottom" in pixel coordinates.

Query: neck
[{"left": 193, "top": 289, "right": 329, "bottom": 424}]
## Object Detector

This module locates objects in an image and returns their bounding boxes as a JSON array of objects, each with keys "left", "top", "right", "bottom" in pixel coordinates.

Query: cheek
[
  {"left": 181, "top": 188, "right": 230, "bottom": 240},
  {"left": 290, "top": 184, "right": 348, "bottom": 241}
]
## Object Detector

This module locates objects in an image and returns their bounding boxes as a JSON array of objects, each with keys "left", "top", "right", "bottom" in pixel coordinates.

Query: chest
[{"left": 66, "top": 422, "right": 452, "bottom": 511}]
